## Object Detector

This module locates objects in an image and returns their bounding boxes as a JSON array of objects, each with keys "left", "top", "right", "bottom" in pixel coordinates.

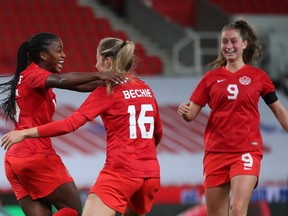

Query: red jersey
[
  {"left": 38, "top": 75, "right": 162, "bottom": 178},
  {"left": 7, "top": 62, "right": 56, "bottom": 157},
  {"left": 190, "top": 65, "right": 275, "bottom": 153}
]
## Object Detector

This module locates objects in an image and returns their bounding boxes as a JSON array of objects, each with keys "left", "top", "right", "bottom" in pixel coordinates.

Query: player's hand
[
  {"left": 177, "top": 102, "right": 191, "bottom": 116},
  {"left": 1, "top": 130, "right": 25, "bottom": 150},
  {"left": 97, "top": 71, "right": 128, "bottom": 85}
]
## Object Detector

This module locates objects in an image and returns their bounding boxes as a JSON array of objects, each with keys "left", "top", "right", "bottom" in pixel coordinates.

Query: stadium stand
[
  {"left": 0, "top": 0, "right": 163, "bottom": 75},
  {"left": 146, "top": 0, "right": 288, "bottom": 29},
  {"left": 150, "top": 0, "right": 195, "bottom": 27},
  {"left": 210, "top": 0, "right": 288, "bottom": 14}
]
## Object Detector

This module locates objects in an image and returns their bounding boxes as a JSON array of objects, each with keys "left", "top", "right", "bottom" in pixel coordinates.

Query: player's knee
[{"left": 229, "top": 202, "right": 248, "bottom": 216}]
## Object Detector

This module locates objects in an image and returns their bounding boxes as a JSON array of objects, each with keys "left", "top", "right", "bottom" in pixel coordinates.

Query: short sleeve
[
  {"left": 190, "top": 75, "right": 209, "bottom": 107},
  {"left": 26, "top": 68, "right": 51, "bottom": 89},
  {"left": 261, "top": 70, "right": 276, "bottom": 97}
]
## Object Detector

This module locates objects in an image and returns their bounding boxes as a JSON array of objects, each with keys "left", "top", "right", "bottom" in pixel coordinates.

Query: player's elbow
[{"left": 182, "top": 114, "right": 195, "bottom": 122}]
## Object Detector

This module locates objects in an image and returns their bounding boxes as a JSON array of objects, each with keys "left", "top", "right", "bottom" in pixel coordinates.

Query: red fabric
[
  {"left": 37, "top": 112, "right": 87, "bottom": 137},
  {"left": 256, "top": 201, "right": 271, "bottom": 216},
  {"left": 7, "top": 62, "right": 55, "bottom": 157},
  {"left": 203, "top": 151, "right": 261, "bottom": 188},
  {"left": 90, "top": 170, "right": 160, "bottom": 214},
  {"left": 77, "top": 76, "right": 162, "bottom": 178},
  {"left": 5, "top": 154, "right": 73, "bottom": 200},
  {"left": 154, "top": 185, "right": 205, "bottom": 204},
  {"left": 37, "top": 75, "right": 162, "bottom": 178},
  {"left": 190, "top": 65, "right": 275, "bottom": 153},
  {"left": 53, "top": 208, "right": 78, "bottom": 216}
]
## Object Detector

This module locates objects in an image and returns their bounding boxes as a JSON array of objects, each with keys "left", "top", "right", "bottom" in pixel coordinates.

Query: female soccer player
[
  {"left": 0, "top": 32, "right": 126, "bottom": 216},
  {"left": 2, "top": 37, "right": 163, "bottom": 216},
  {"left": 178, "top": 20, "right": 288, "bottom": 216}
]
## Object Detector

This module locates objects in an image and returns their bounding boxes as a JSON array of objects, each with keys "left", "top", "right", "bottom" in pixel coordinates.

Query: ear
[
  {"left": 104, "top": 57, "right": 112, "bottom": 68},
  {"left": 40, "top": 52, "right": 47, "bottom": 61},
  {"left": 243, "top": 40, "right": 248, "bottom": 50}
]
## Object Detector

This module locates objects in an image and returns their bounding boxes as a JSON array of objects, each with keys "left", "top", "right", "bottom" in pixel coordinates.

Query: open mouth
[
  {"left": 225, "top": 49, "right": 235, "bottom": 55},
  {"left": 57, "top": 60, "right": 64, "bottom": 69}
]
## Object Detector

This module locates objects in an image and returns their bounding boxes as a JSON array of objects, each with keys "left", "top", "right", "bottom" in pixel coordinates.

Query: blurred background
[{"left": 0, "top": 0, "right": 288, "bottom": 215}]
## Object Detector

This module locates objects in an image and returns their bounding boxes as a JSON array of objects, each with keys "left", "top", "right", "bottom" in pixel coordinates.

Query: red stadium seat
[
  {"left": 151, "top": 0, "right": 195, "bottom": 27},
  {"left": 0, "top": 0, "right": 163, "bottom": 75}
]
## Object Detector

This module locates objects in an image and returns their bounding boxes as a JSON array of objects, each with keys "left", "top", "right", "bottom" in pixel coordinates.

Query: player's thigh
[
  {"left": 205, "top": 185, "right": 230, "bottom": 216},
  {"left": 46, "top": 181, "right": 82, "bottom": 213},
  {"left": 83, "top": 193, "right": 116, "bottom": 216},
  {"left": 230, "top": 175, "right": 258, "bottom": 210},
  {"left": 19, "top": 195, "right": 52, "bottom": 216}
]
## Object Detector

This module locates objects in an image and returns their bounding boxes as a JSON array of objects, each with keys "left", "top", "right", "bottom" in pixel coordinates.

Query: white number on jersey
[
  {"left": 242, "top": 153, "right": 253, "bottom": 170},
  {"left": 128, "top": 104, "right": 154, "bottom": 139},
  {"left": 227, "top": 84, "right": 238, "bottom": 100},
  {"left": 14, "top": 89, "right": 20, "bottom": 122}
]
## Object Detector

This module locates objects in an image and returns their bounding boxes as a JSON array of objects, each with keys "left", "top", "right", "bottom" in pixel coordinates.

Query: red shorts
[
  {"left": 90, "top": 170, "right": 160, "bottom": 214},
  {"left": 203, "top": 151, "right": 262, "bottom": 188},
  {"left": 5, "top": 153, "right": 74, "bottom": 200}
]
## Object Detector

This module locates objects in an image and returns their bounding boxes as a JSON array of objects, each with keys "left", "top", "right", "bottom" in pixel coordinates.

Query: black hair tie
[{"left": 120, "top": 41, "right": 126, "bottom": 48}]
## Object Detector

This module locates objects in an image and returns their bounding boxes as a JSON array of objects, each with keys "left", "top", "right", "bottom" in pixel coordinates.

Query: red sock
[{"left": 53, "top": 208, "right": 78, "bottom": 216}]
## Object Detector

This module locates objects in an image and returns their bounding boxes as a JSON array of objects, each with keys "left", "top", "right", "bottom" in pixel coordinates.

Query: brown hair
[{"left": 208, "top": 19, "right": 262, "bottom": 69}]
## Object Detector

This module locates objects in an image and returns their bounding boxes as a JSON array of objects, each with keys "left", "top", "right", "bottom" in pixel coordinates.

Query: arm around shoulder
[{"left": 45, "top": 71, "right": 127, "bottom": 92}]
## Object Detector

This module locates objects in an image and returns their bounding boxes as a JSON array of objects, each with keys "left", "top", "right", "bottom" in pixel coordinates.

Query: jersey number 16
[{"left": 128, "top": 104, "right": 154, "bottom": 139}]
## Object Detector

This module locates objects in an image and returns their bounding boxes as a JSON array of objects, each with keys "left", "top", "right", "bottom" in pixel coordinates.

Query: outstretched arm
[
  {"left": 46, "top": 71, "right": 127, "bottom": 92},
  {"left": 1, "top": 127, "right": 38, "bottom": 150},
  {"left": 1, "top": 111, "right": 88, "bottom": 150},
  {"left": 177, "top": 101, "right": 202, "bottom": 122},
  {"left": 269, "top": 100, "right": 288, "bottom": 132}
]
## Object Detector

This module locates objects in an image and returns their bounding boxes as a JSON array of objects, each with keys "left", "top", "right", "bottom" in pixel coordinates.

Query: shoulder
[
  {"left": 245, "top": 64, "right": 266, "bottom": 73},
  {"left": 25, "top": 63, "right": 51, "bottom": 77},
  {"left": 204, "top": 67, "right": 223, "bottom": 77},
  {"left": 199, "top": 67, "right": 224, "bottom": 83},
  {"left": 245, "top": 65, "right": 271, "bottom": 78},
  {"left": 92, "top": 85, "right": 107, "bottom": 95},
  {"left": 121, "top": 75, "right": 150, "bottom": 89}
]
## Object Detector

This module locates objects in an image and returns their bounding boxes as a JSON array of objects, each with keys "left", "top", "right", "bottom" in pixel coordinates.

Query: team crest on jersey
[{"left": 239, "top": 76, "right": 251, "bottom": 85}]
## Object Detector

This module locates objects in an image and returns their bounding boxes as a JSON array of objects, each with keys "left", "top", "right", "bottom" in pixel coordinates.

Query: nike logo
[{"left": 217, "top": 79, "right": 226, "bottom": 83}]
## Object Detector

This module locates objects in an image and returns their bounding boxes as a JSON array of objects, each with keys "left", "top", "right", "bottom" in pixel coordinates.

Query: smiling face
[
  {"left": 221, "top": 29, "right": 247, "bottom": 64},
  {"left": 39, "top": 38, "right": 66, "bottom": 73}
]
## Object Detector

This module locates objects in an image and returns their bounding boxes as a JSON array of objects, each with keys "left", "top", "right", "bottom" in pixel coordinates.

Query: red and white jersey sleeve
[
  {"left": 190, "top": 65, "right": 275, "bottom": 153},
  {"left": 8, "top": 63, "right": 56, "bottom": 157}
]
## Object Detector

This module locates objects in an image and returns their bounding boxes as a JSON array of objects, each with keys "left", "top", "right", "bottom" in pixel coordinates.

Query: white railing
[{"left": 172, "top": 31, "right": 220, "bottom": 76}]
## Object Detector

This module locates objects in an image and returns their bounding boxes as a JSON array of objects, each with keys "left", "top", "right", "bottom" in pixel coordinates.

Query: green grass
[
  {"left": 2, "top": 205, "right": 58, "bottom": 216},
  {"left": 2, "top": 205, "right": 24, "bottom": 216}
]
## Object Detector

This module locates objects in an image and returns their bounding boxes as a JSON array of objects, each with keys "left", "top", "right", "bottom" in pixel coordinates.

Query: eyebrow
[{"left": 222, "top": 36, "right": 240, "bottom": 40}]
